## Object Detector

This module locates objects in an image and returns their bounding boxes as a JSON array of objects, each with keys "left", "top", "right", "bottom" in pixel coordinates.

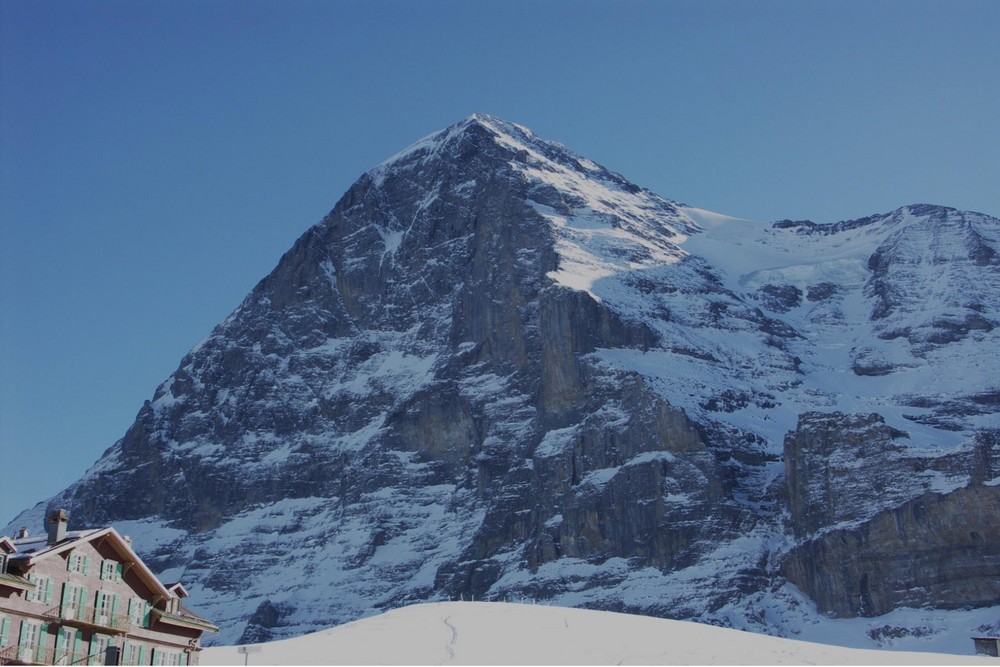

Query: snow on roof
[
  {"left": 9, "top": 526, "right": 173, "bottom": 600},
  {"left": 9, "top": 529, "right": 103, "bottom": 559},
  {"left": 154, "top": 605, "right": 220, "bottom": 634},
  {"left": 166, "top": 582, "right": 190, "bottom": 598}
]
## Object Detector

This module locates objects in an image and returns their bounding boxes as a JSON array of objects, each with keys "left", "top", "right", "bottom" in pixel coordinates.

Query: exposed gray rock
[
  {"left": 756, "top": 283, "right": 803, "bottom": 313},
  {"left": 783, "top": 415, "right": 1000, "bottom": 616},
  {"left": 783, "top": 484, "right": 1000, "bottom": 617}
]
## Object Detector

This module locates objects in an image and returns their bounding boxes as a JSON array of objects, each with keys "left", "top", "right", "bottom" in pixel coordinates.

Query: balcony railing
[
  {"left": 3, "top": 646, "right": 61, "bottom": 666},
  {"left": 0, "top": 645, "right": 18, "bottom": 666},
  {"left": 44, "top": 604, "right": 132, "bottom": 633},
  {"left": 2, "top": 644, "right": 107, "bottom": 666}
]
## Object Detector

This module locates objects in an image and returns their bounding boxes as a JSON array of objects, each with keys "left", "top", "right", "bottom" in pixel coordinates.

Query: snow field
[{"left": 201, "top": 601, "right": 991, "bottom": 665}]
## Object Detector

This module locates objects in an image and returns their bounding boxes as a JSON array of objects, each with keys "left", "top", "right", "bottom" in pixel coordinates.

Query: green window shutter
[
  {"left": 0, "top": 614, "right": 9, "bottom": 647},
  {"left": 143, "top": 601, "right": 152, "bottom": 628},
  {"left": 138, "top": 644, "right": 146, "bottom": 665},
  {"left": 67, "top": 554, "right": 74, "bottom": 571},
  {"left": 180, "top": 650, "right": 188, "bottom": 666},
  {"left": 128, "top": 598, "right": 136, "bottom": 625},
  {"left": 100, "top": 560, "right": 107, "bottom": 580},
  {"left": 16, "top": 621, "right": 28, "bottom": 662},
  {"left": 151, "top": 647, "right": 159, "bottom": 666},
  {"left": 83, "top": 555, "right": 91, "bottom": 576},
  {"left": 116, "top": 562, "right": 124, "bottom": 583},
  {"left": 55, "top": 627, "right": 64, "bottom": 655},
  {"left": 79, "top": 586, "right": 88, "bottom": 621},
  {"left": 111, "top": 593, "right": 120, "bottom": 618},
  {"left": 74, "top": 633, "right": 83, "bottom": 662},
  {"left": 44, "top": 578, "right": 54, "bottom": 605},
  {"left": 25, "top": 573, "right": 36, "bottom": 602},
  {"left": 36, "top": 623, "right": 47, "bottom": 660}
]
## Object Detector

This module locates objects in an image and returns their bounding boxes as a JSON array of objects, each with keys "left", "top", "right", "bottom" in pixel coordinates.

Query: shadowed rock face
[
  {"left": 783, "top": 417, "right": 1000, "bottom": 617},
  {"left": 7, "top": 117, "right": 1000, "bottom": 645},
  {"left": 783, "top": 484, "right": 1000, "bottom": 617}
]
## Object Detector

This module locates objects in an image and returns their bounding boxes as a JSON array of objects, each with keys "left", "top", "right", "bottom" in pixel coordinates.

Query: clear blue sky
[{"left": 2, "top": 0, "right": 998, "bottom": 523}]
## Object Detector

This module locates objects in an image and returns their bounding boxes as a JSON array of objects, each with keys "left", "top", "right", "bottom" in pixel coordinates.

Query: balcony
[
  {"left": 0, "top": 644, "right": 109, "bottom": 666},
  {"left": 1, "top": 646, "right": 61, "bottom": 666},
  {"left": 43, "top": 604, "right": 131, "bottom": 633}
]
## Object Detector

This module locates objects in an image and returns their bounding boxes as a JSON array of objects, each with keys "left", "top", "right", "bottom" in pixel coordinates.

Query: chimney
[
  {"left": 123, "top": 535, "right": 133, "bottom": 549},
  {"left": 46, "top": 509, "right": 69, "bottom": 545},
  {"left": 16, "top": 527, "right": 28, "bottom": 539}
]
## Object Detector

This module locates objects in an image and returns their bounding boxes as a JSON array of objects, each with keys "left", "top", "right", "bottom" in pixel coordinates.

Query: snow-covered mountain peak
[
  {"left": 6, "top": 118, "right": 998, "bottom": 654},
  {"left": 365, "top": 115, "right": 700, "bottom": 300}
]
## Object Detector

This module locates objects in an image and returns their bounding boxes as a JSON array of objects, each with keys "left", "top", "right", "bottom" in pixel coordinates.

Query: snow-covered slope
[
  {"left": 6, "top": 115, "right": 999, "bottom": 654},
  {"left": 201, "top": 601, "right": 988, "bottom": 665}
]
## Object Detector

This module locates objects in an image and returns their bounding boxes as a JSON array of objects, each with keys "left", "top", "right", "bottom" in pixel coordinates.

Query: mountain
[{"left": 7, "top": 115, "right": 999, "bottom": 651}]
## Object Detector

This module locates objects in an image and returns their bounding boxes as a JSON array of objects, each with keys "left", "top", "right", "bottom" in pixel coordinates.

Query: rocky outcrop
[
  {"left": 783, "top": 484, "right": 1000, "bottom": 617},
  {"left": 783, "top": 415, "right": 1000, "bottom": 617},
  {"left": 784, "top": 412, "right": 962, "bottom": 538}
]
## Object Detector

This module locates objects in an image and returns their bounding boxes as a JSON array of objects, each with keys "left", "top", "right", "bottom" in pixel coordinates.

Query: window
[
  {"left": 27, "top": 574, "right": 53, "bottom": 605},
  {"left": 94, "top": 591, "right": 118, "bottom": 627},
  {"left": 67, "top": 553, "right": 92, "bottom": 575},
  {"left": 100, "top": 559, "right": 120, "bottom": 581},
  {"left": 128, "top": 597, "right": 146, "bottom": 626},
  {"left": 89, "top": 634, "right": 109, "bottom": 666},
  {"left": 17, "top": 620, "right": 44, "bottom": 664},
  {"left": 122, "top": 641, "right": 141, "bottom": 666},
  {"left": 61, "top": 583, "right": 84, "bottom": 621},
  {"left": 67, "top": 552, "right": 84, "bottom": 573},
  {"left": 55, "top": 627, "right": 78, "bottom": 665},
  {"left": 152, "top": 648, "right": 182, "bottom": 666}
]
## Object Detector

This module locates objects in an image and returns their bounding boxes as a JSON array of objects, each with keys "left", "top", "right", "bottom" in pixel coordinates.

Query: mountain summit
[{"left": 8, "top": 116, "right": 999, "bottom": 651}]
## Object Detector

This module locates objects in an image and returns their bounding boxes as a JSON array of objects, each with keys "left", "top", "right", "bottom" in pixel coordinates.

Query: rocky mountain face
[{"left": 7, "top": 115, "right": 1000, "bottom": 650}]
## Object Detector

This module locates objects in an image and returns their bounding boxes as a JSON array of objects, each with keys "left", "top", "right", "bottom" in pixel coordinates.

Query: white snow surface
[{"left": 201, "top": 601, "right": 989, "bottom": 665}]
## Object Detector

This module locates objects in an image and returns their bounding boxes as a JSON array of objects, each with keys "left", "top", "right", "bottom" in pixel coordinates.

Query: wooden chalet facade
[{"left": 0, "top": 511, "right": 217, "bottom": 666}]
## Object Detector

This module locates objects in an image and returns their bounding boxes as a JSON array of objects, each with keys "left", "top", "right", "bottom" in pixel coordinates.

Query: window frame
[
  {"left": 18, "top": 620, "right": 40, "bottom": 663},
  {"left": 67, "top": 552, "right": 83, "bottom": 573},
  {"left": 31, "top": 574, "right": 53, "bottom": 605}
]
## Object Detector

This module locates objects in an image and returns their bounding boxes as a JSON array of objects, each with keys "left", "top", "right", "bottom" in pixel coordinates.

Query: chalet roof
[
  {"left": 9, "top": 529, "right": 103, "bottom": 559},
  {"left": 9, "top": 527, "right": 172, "bottom": 600},
  {"left": 166, "top": 582, "right": 190, "bottom": 598},
  {"left": 0, "top": 571, "right": 32, "bottom": 591},
  {"left": 153, "top": 605, "right": 220, "bottom": 634},
  {"left": 0, "top": 536, "right": 15, "bottom": 555}
]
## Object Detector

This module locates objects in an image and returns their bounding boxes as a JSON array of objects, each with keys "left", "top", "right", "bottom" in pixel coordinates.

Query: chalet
[{"left": 0, "top": 510, "right": 218, "bottom": 665}]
